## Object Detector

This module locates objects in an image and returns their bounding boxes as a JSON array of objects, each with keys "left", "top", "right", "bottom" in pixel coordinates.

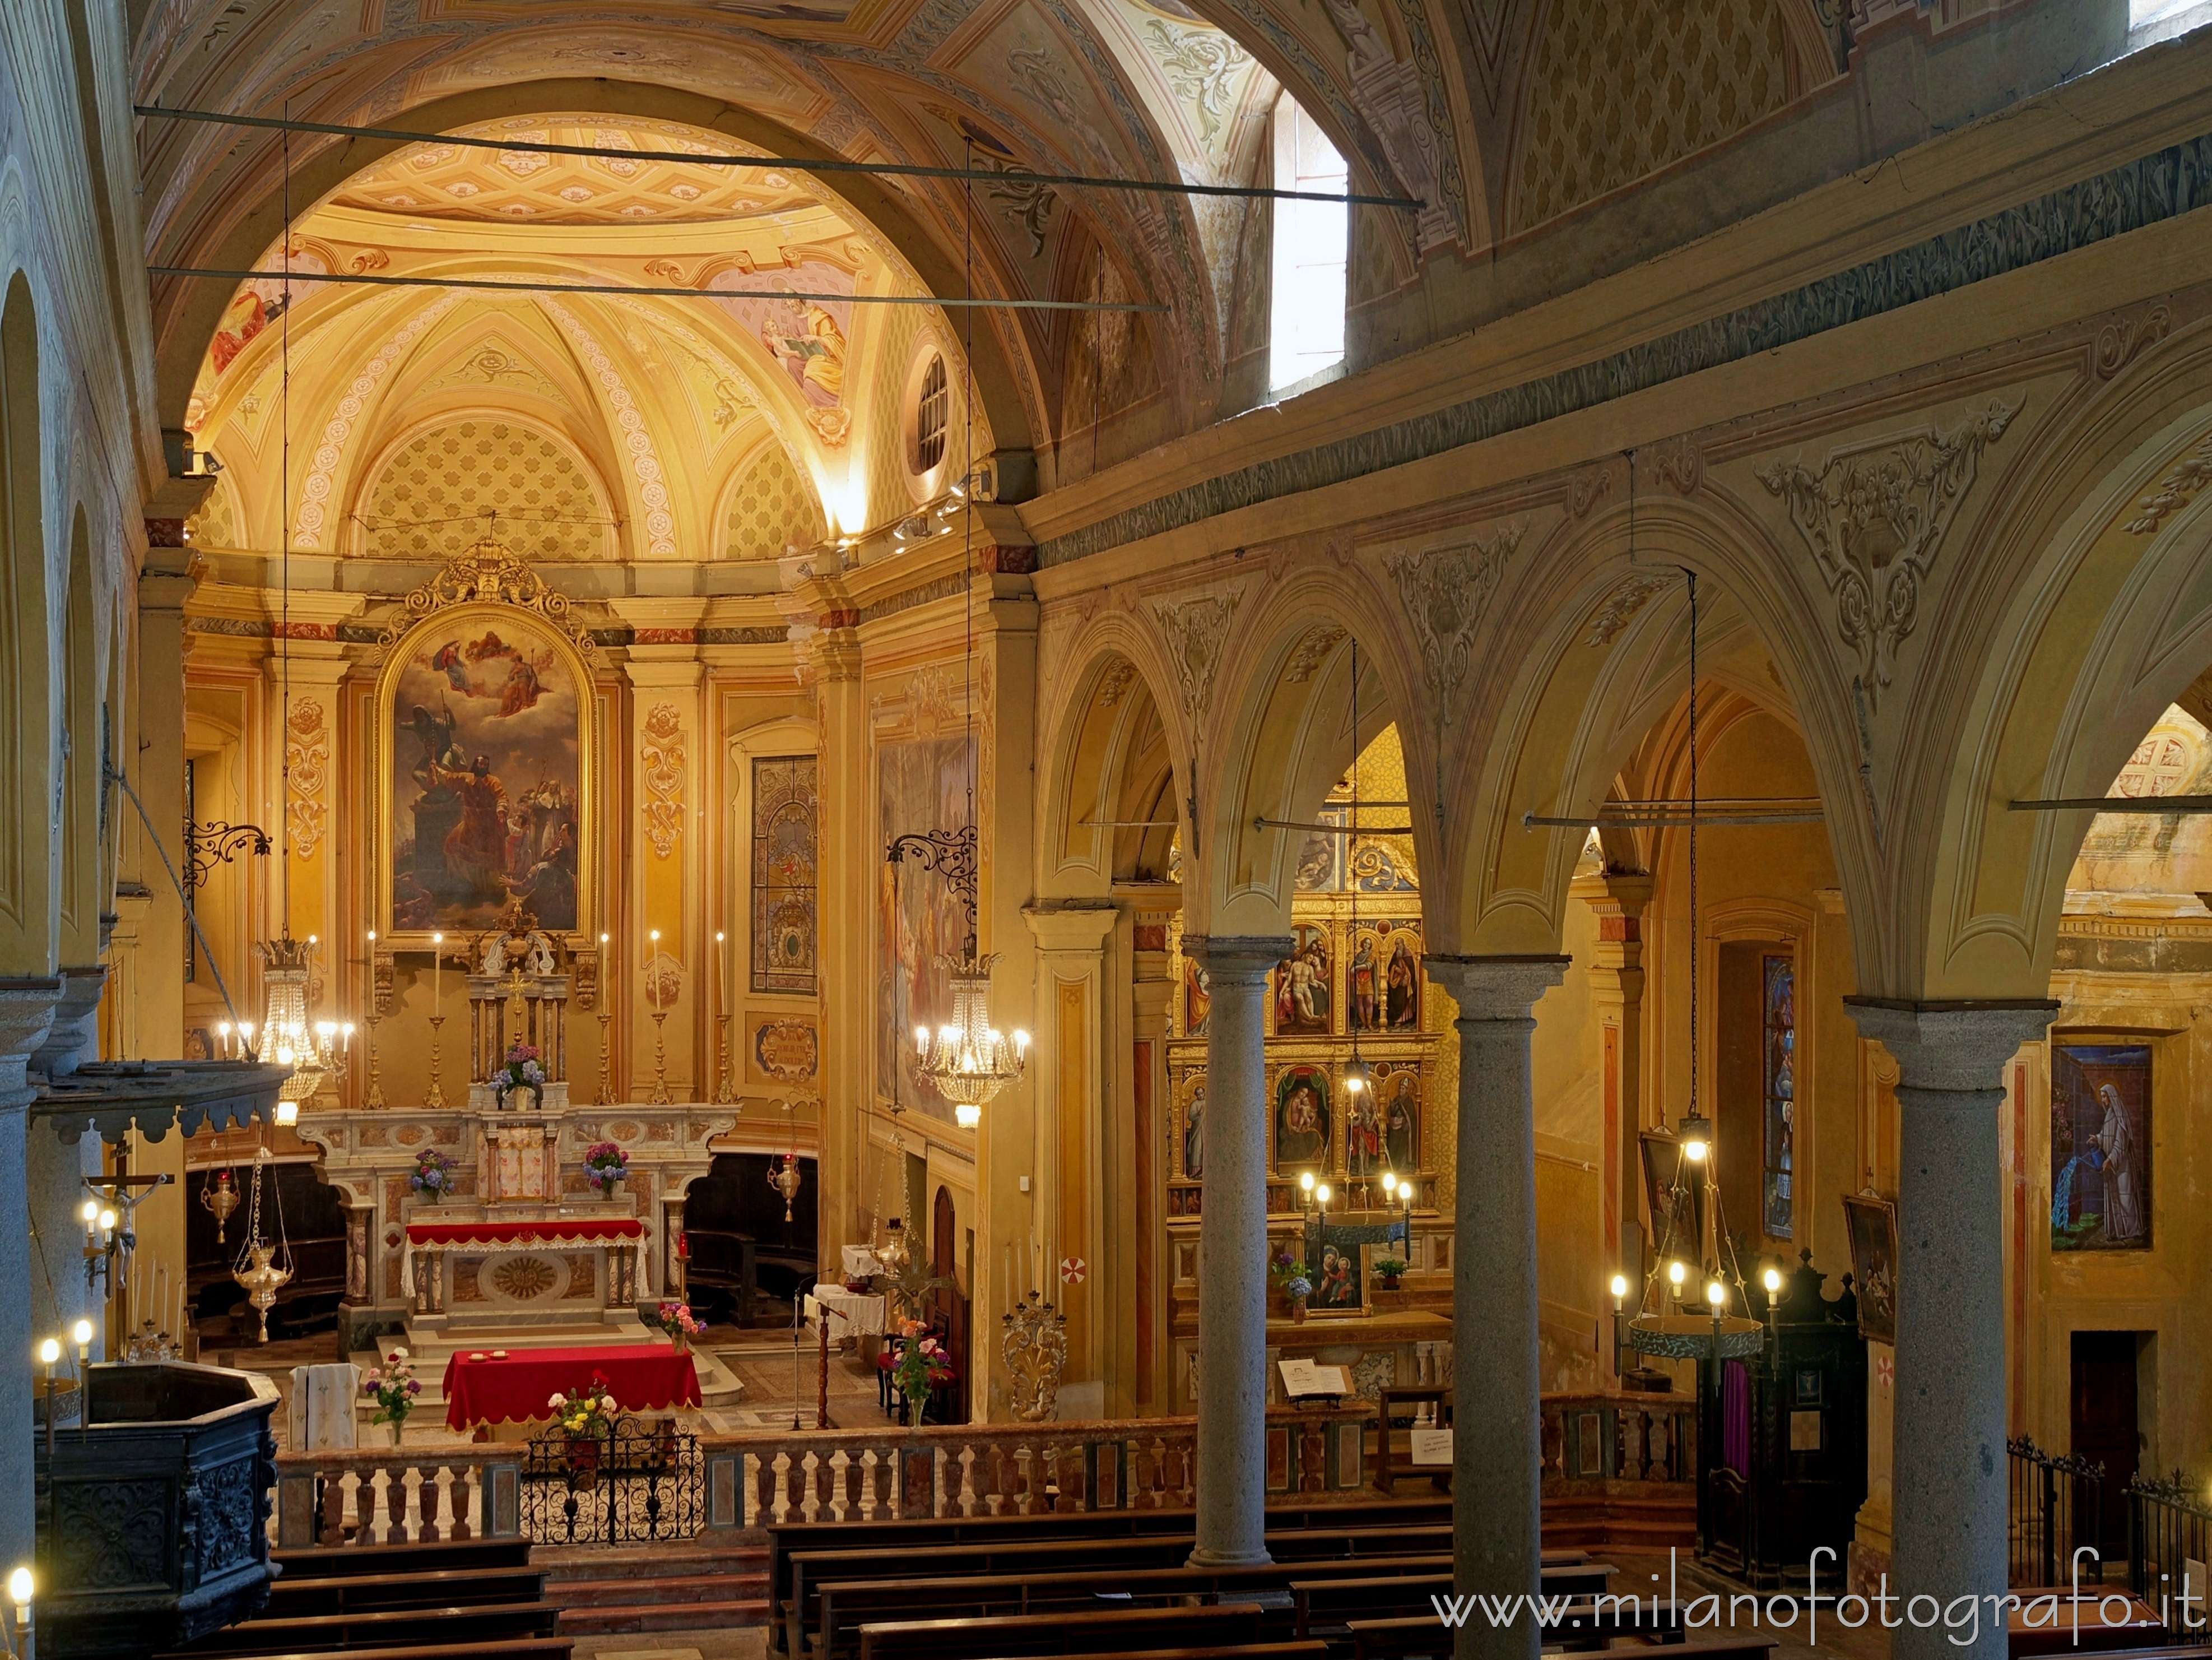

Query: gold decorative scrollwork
[{"left": 373, "top": 539, "right": 600, "bottom": 665}]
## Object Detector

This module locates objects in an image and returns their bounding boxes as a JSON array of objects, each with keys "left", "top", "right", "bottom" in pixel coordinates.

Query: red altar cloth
[
  {"left": 407, "top": 1218, "right": 643, "bottom": 1248},
  {"left": 443, "top": 1343, "right": 701, "bottom": 1430}
]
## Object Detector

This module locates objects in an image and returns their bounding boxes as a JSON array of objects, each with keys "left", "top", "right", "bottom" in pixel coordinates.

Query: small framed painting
[
  {"left": 1305, "top": 1238, "right": 1367, "bottom": 1315},
  {"left": 1842, "top": 1193, "right": 1898, "bottom": 1346}
]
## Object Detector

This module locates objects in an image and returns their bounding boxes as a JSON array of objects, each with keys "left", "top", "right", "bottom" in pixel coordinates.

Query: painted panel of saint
[
  {"left": 388, "top": 611, "right": 582, "bottom": 934},
  {"left": 1350, "top": 919, "right": 1422, "bottom": 1032},
  {"left": 2051, "top": 1044, "right": 2151, "bottom": 1250},
  {"left": 1274, "top": 1064, "right": 1332, "bottom": 1171},
  {"left": 1274, "top": 922, "right": 1334, "bottom": 1036},
  {"left": 1380, "top": 1064, "right": 1420, "bottom": 1172},
  {"left": 1184, "top": 956, "right": 1211, "bottom": 1038},
  {"left": 1180, "top": 1074, "right": 1207, "bottom": 1180}
]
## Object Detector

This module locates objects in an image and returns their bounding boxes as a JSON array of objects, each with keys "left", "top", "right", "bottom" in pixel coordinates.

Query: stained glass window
[
  {"left": 1762, "top": 953, "right": 1795, "bottom": 1239},
  {"left": 751, "top": 755, "right": 819, "bottom": 995}
]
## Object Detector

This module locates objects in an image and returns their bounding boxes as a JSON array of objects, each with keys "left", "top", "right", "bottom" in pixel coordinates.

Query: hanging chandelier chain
[{"left": 1686, "top": 565, "right": 1697, "bottom": 1124}]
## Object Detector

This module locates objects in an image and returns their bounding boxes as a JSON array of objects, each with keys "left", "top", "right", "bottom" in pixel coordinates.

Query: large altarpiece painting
[{"left": 377, "top": 601, "right": 594, "bottom": 940}]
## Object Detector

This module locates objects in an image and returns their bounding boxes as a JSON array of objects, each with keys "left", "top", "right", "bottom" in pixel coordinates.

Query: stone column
[
  {"left": 1426, "top": 954, "right": 1570, "bottom": 1660},
  {"left": 0, "top": 980, "right": 62, "bottom": 1574},
  {"left": 1185, "top": 934, "right": 1290, "bottom": 1568},
  {"left": 1844, "top": 1000, "right": 2054, "bottom": 1660}
]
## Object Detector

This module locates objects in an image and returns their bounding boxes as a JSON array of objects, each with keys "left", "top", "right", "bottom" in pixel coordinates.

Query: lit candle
[
  {"left": 714, "top": 930, "right": 725, "bottom": 1022},
  {"left": 432, "top": 932, "right": 443, "bottom": 1010},
  {"left": 648, "top": 930, "right": 661, "bottom": 1008}
]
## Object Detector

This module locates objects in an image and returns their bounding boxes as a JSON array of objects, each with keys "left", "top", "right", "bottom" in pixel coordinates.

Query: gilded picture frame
[{"left": 374, "top": 599, "right": 598, "bottom": 947}]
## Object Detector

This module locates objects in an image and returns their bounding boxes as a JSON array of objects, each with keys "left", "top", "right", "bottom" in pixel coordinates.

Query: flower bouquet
[
  {"left": 890, "top": 1317, "right": 955, "bottom": 1425},
  {"left": 641, "top": 1299, "right": 704, "bottom": 1354},
  {"left": 1270, "top": 1246, "right": 1313, "bottom": 1322},
  {"left": 493, "top": 1041, "right": 546, "bottom": 1110},
  {"left": 361, "top": 1347, "right": 422, "bottom": 1445},
  {"left": 549, "top": 1373, "right": 619, "bottom": 1472},
  {"left": 408, "top": 1148, "right": 453, "bottom": 1204},
  {"left": 582, "top": 1140, "right": 628, "bottom": 1198}
]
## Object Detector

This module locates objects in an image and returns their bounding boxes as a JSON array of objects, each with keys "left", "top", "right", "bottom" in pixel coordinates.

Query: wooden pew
[
  {"left": 817, "top": 1553, "right": 1459, "bottom": 1658},
  {"left": 269, "top": 1541, "right": 536, "bottom": 1578},
  {"left": 789, "top": 1523, "right": 1451, "bottom": 1657},
  {"left": 166, "top": 1603, "right": 559, "bottom": 1657},
  {"left": 857, "top": 1603, "right": 1266, "bottom": 1660},
  {"left": 765, "top": 1499, "right": 1452, "bottom": 1654},
  {"left": 1026, "top": 1649, "right": 1327, "bottom": 1660},
  {"left": 1352, "top": 1624, "right": 1767, "bottom": 1660},
  {"left": 1295, "top": 1565, "right": 1619, "bottom": 1639},
  {"left": 182, "top": 1642, "right": 571, "bottom": 1660},
  {"left": 262, "top": 1568, "right": 549, "bottom": 1618}
]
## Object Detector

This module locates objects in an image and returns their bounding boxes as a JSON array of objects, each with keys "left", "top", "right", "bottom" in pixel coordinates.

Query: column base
[{"left": 1187, "top": 1544, "right": 1274, "bottom": 1568}]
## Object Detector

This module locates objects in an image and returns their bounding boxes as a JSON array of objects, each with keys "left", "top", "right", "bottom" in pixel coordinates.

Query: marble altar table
[{"left": 406, "top": 1212, "right": 645, "bottom": 1329}]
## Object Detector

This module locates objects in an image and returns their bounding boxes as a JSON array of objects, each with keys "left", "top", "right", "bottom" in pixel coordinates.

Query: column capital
[
  {"left": 1843, "top": 999, "right": 2057, "bottom": 1092},
  {"left": 1569, "top": 869, "right": 1655, "bottom": 919},
  {"left": 1424, "top": 953, "right": 1571, "bottom": 1018},
  {"left": 1023, "top": 901, "right": 1118, "bottom": 956},
  {"left": 1183, "top": 934, "right": 1291, "bottom": 984}
]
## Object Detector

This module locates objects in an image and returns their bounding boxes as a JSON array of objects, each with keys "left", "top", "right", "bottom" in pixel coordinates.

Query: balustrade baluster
[
  {"left": 416, "top": 1467, "right": 443, "bottom": 1542},
  {"left": 452, "top": 1464, "right": 476, "bottom": 1540},
  {"left": 318, "top": 1467, "right": 345, "bottom": 1545}
]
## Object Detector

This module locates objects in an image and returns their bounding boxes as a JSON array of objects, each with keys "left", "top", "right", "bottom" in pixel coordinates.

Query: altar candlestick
[
  {"left": 645, "top": 930, "right": 672, "bottom": 1106},
  {"left": 712, "top": 930, "right": 732, "bottom": 1106},
  {"left": 597, "top": 932, "right": 614, "bottom": 1106},
  {"left": 426, "top": 932, "right": 448, "bottom": 1110}
]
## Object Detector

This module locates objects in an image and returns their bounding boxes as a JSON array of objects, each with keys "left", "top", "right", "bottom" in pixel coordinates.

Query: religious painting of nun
[
  {"left": 1274, "top": 1064, "right": 1331, "bottom": 1171},
  {"left": 1842, "top": 1194, "right": 1898, "bottom": 1344},
  {"left": 2051, "top": 1044, "right": 2151, "bottom": 1251}
]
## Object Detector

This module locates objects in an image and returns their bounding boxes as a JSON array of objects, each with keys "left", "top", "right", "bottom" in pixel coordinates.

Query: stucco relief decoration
[
  {"left": 1755, "top": 400, "right": 2018, "bottom": 711},
  {"left": 1152, "top": 591, "right": 1243, "bottom": 719},
  {"left": 295, "top": 294, "right": 468, "bottom": 548},
  {"left": 2125, "top": 427, "right": 2212, "bottom": 536},
  {"left": 642, "top": 703, "right": 686, "bottom": 860},
  {"left": 286, "top": 697, "right": 331, "bottom": 859},
  {"left": 372, "top": 539, "right": 599, "bottom": 665},
  {"left": 1383, "top": 521, "right": 1525, "bottom": 721},
  {"left": 1585, "top": 573, "right": 1672, "bottom": 648},
  {"left": 1284, "top": 624, "right": 1348, "bottom": 682},
  {"left": 533, "top": 295, "right": 679, "bottom": 555},
  {"left": 1095, "top": 660, "right": 1138, "bottom": 707},
  {"left": 2095, "top": 304, "right": 2170, "bottom": 381},
  {"left": 1142, "top": 21, "right": 1251, "bottom": 150},
  {"left": 1320, "top": 0, "right": 1459, "bottom": 252}
]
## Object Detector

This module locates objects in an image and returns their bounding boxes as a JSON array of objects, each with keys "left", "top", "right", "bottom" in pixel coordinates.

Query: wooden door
[
  {"left": 2071, "top": 1330, "right": 2139, "bottom": 1555},
  {"left": 930, "top": 1185, "right": 970, "bottom": 1423}
]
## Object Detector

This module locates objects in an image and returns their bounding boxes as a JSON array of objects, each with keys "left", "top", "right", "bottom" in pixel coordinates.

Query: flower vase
[
  {"left": 388, "top": 1420, "right": 405, "bottom": 1449},
  {"left": 670, "top": 1331, "right": 689, "bottom": 1357},
  {"left": 419, "top": 1189, "right": 441, "bottom": 1205},
  {"left": 1291, "top": 1296, "right": 1309, "bottom": 1325}
]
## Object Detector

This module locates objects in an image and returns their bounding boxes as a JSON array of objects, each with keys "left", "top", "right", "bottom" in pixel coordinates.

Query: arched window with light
[{"left": 1268, "top": 92, "right": 1348, "bottom": 395}]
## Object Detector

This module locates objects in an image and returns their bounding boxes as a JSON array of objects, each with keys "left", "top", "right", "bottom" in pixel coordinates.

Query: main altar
[{"left": 300, "top": 908, "right": 743, "bottom": 1417}]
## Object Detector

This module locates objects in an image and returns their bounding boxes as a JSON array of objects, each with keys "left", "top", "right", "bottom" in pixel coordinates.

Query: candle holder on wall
[{"left": 714, "top": 1016, "right": 735, "bottom": 1106}]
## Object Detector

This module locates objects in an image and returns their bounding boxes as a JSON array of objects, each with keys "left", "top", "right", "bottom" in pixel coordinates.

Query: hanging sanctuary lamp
[{"left": 1619, "top": 565, "right": 1765, "bottom": 1365}]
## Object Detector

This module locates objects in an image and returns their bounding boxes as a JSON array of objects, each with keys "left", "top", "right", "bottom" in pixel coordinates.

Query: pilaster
[
  {"left": 615, "top": 602, "right": 708, "bottom": 1103},
  {"left": 808, "top": 622, "right": 864, "bottom": 1278},
  {"left": 1023, "top": 901, "right": 1120, "bottom": 1417},
  {"left": 1570, "top": 869, "right": 1652, "bottom": 1332}
]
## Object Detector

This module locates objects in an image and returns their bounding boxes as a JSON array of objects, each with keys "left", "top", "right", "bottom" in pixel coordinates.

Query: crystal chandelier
[
  {"left": 912, "top": 953, "right": 1030, "bottom": 1128},
  {"left": 245, "top": 931, "right": 351, "bottom": 1107}
]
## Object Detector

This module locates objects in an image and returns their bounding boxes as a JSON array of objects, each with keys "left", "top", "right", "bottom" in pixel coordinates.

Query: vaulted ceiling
[{"left": 136, "top": 0, "right": 1844, "bottom": 504}]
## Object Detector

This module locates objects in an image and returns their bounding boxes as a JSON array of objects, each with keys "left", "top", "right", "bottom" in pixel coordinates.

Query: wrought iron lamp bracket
[
  {"left": 886, "top": 826, "right": 980, "bottom": 954},
  {"left": 184, "top": 820, "right": 272, "bottom": 898}
]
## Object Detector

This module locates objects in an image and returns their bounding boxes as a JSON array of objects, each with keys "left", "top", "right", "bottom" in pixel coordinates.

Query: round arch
[
  {"left": 1446, "top": 494, "right": 1878, "bottom": 973},
  {"left": 1189, "top": 569, "right": 1435, "bottom": 941},
  {"left": 1033, "top": 618, "right": 1191, "bottom": 908},
  {"left": 1911, "top": 334, "right": 2212, "bottom": 1001}
]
